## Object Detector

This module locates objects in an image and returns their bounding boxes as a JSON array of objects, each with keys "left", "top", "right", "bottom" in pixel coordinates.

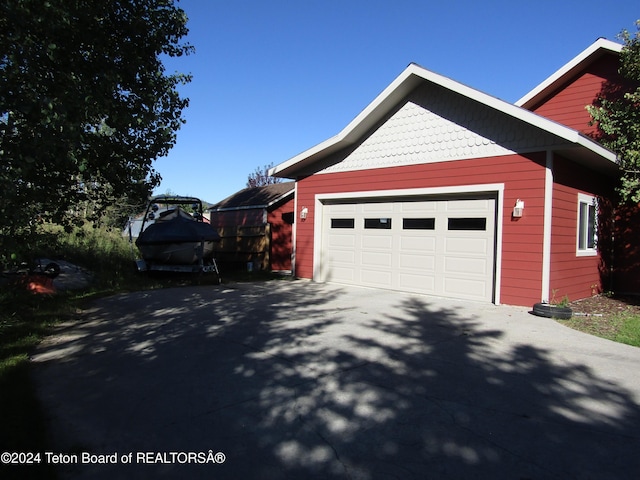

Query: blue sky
[{"left": 155, "top": 0, "right": 638, "bottom": 204}]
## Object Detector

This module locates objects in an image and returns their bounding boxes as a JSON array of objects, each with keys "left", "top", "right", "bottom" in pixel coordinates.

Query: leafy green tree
[
  {"left": 588, "top": 20, "right": 640, "bottom": 203},
  {"left": 0, "top": 0, "right": 193, "bottom": 240}
]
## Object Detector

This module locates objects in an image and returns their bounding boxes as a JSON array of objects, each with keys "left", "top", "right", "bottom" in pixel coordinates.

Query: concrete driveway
[{"left": 31, "top": 280, "right": 640, "bottom": 479}]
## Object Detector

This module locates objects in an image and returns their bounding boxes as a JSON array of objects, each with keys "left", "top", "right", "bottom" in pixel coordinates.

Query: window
[
  {"left": 364, "top": 218, "right": 392, "bottom": 229},
  {"left": 331, "top": 218, "right": 354, "bottom": 229},
  {"left": 403, "top": 218, "right": 435, "bottom": 230},
  {"left": 448, "top": 218, "right": 487, "bottom": 231},
  {"left": 577, "top": 194, "right": 597, "bottom": 255}
]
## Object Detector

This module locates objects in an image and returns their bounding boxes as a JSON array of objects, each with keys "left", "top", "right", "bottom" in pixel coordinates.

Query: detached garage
[{"left": 271, "top": 39, "right": 631, "bottom": 307}]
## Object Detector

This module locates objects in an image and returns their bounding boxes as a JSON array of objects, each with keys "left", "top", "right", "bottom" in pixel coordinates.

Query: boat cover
[{"left": 136, "top": 209, "right": 220, "bottom": 247}]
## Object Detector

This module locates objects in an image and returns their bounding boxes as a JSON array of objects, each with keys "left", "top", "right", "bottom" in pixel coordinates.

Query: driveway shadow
[{"left": 30, "top": 281, "right": 640, "bottom": 479}]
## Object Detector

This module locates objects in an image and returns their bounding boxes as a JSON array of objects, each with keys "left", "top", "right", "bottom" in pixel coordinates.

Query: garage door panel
[
  {"left": 443, "top": 276, "right": 489, "bottom": 299},
  {"left": 401, "top": 202, "right": 437, "bottom": 213},
  {"left": 400, "top": 235, "right": 436, "bottom": 252},
  {"left": 330, "top": 204, "right": 357, "bottom": 214},
  {"left": 399, "top": 273, "right": 436, "bottom": 292},
  {"left": 362, "top": 203, "right": 393, "bottom": 213},
  {"left": 399, "top": 253, "right": 435, "bottom": 270},
  {"left": 444, "top": 237, "right": 490, "bottom": 255},
  {"left": 329, "top": 266, "right": 356, "bottom": 283},
  {"left": 445, "top": 198, "right": 493, "bottom": 212},
  {"left": 361, "top": 269, "right": 393, "bottom": 288},
  {"left": 328, "top": 233, "right": 356, "bottom": 248},
  {"left": 328, "top": 249, "right": 356, "bottom": 264},
  {"left": 361, "top": 251, "right": 393, "bottom": 268},
  {"left": 444, "top": 257, "right": 488, "bottom": 275},
  {"left": 362, "top": 235, "right": 393, "bottom": 249}
]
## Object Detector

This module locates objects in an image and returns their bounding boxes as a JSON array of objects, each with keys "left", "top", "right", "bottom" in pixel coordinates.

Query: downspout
[{"left": 541, "top": 150, "right": 554, "bottom": 302}]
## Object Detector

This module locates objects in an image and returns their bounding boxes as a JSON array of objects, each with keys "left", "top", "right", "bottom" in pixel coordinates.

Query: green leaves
[
  {"left": 588, "top": 20, "right": 640, "bottom": 204},
  {"left": 0, "top": 0, "right": 192, "bottom": 239}
]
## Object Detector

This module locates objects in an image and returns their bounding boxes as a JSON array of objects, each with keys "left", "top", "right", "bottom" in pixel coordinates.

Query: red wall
[
  {"left": 295, "top": 153, "right": 548, "bottom": 306},
  {"left": 528, "top": 53, "right": 622, "bottom": 137},
  {"left": 549, "top": 156, "right": 616, "bottom": 302},
  {"left": 268, "top": 198, "right": 294, "bottom": 270}
]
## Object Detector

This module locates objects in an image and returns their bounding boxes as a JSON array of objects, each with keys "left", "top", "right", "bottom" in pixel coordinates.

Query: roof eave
[{"left": 271, "top": 56, "right": 620, "bottom": 179}]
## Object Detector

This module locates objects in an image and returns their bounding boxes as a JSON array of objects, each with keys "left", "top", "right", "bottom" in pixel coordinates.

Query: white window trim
[{"left": 576, "top": 193, "right": 597, "bottom": 257}]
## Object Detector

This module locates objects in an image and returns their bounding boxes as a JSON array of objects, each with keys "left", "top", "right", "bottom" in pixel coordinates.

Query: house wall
[
  {"left": 295, "top": 152, "right": 548, "bottom": 306},
  {"left": 267, "top": 197, "right": 294, "bottom": 270},
  {"left": 549, "top": 155, "right": 616, "bottom": 302},
  {"left": 527, "top": 53, "right": 622, "bottom": 137}
]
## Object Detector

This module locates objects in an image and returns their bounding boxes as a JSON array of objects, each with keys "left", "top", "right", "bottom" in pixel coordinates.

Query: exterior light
[{"left": 513, "top": 199, "right": 524, "bottom": 218}]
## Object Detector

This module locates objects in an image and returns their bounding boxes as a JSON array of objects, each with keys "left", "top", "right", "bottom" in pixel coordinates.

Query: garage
[{"left": 320, "top": 195, "right": 497, "bottom": 302}]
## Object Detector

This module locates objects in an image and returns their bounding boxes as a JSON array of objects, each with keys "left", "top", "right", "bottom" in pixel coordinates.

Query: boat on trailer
[{"left": 132, "top": 196, "right": 220, "bottom": 278}]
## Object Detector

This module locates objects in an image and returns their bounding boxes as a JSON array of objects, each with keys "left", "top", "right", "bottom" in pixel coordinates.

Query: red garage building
[{"left": 270, "top": 39, "right": 638, "bottom": 307}]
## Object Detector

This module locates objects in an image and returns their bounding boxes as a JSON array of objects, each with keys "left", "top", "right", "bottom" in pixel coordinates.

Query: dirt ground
[{"left": 568, "top": 294, "right": 640, "bottom": 318}]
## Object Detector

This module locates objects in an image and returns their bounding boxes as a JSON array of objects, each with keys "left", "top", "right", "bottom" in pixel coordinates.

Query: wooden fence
[{"left": 215, "top": 224, "right": 271, "bottom": 271}]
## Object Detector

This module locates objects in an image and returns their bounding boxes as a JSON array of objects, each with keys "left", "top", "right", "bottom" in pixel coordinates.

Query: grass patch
[
  {"left": 614, "top": 314, "right": 640, "bottom": 347},
  {"left": 0, "top": 288, "right": 71, "bottom": 479},
  {"left": 560, "top": 311, "right": 640, "bottom": 347},
  {"left": 0, "top": 224, "right": 140, "bottom": 478}
]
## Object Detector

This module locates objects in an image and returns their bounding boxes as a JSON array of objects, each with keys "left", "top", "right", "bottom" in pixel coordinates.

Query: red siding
[
  {"left": 550, "top": 156, "right": 616, "bottom": 302},
  {"left": 295, "top": 153, "right": 547, "bottom": 306},
  {"left": 268, "top": 198, "right": 294, "bottom": 270},
  {"left": 528, "top": 54, "right": 622, "bottom": 137}
]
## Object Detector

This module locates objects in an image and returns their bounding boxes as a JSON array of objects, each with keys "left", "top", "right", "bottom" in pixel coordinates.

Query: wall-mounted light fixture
[
  {"left": 513, "top": 199, "right": 525, "bottom": 218},
  {"left": 300, "top": 206, "right": 308, "bottom": 220}
]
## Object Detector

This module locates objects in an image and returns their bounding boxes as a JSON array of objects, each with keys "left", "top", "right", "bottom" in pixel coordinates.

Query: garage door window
[
  {"left": 448, "top": 218, "right": 487, "bottom": 231},
  {"left": 403, "top": 218, "right": 435, "bottom": 230},
  {"left": 364, "top": 218, "right": 392, "bottom": 229},
  {"left": 331, "top": 218, "right": 355, "bottom": 229}
]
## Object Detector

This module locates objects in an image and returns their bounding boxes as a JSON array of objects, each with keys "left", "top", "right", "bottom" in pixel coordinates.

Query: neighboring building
[
  {"left": 209, "top": 182, "right": 295, "bottom": 271},
  {"left": 270, "top": 39, "right": 637, "bottom": 306}
]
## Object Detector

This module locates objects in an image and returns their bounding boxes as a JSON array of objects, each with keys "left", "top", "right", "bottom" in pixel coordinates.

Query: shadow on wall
[
  {"left": 590, "top": 68, "right": 640, "bottom": 296},
  {"left": 597, "top": 195, "right": 640, "bottom": 295},
  {"left": 31, "top": 282, "right": 640, "bottom": 479}
]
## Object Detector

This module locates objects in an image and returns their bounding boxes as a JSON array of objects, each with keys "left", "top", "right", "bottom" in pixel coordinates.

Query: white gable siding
[{"left": 320, "top": 83, "right": 560, "bottom": 174}]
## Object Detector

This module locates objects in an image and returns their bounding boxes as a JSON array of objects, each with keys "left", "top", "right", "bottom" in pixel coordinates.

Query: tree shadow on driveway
[{"left": 30, "top": 281, "right": 640, "bottom": 479}]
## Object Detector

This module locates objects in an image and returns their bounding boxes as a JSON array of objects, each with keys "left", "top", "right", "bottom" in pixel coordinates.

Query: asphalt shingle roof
[{"left": 210, "top": 181, "right": 294, "bottom": 210}]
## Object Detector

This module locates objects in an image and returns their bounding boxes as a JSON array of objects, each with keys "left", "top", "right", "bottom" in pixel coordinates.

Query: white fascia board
[
  {"left": 419, "top": 66, "right": 617, "bottom": 163},
  {"left": 209, "top": 205, "right": 266, "bottom": 212},
  {"left": 266, "top": 188, "right": 295, "bottom": 208},
  {"left": 271, "top": 57, "right": 618, "bottom": 178},
  {"left": 515, "top": 38, "right": 623, "bottom": 108}
]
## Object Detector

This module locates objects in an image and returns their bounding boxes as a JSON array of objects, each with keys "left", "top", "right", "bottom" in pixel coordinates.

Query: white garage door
[{"left": 320, "top": 196, "right": 496, "bottom": 302}]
